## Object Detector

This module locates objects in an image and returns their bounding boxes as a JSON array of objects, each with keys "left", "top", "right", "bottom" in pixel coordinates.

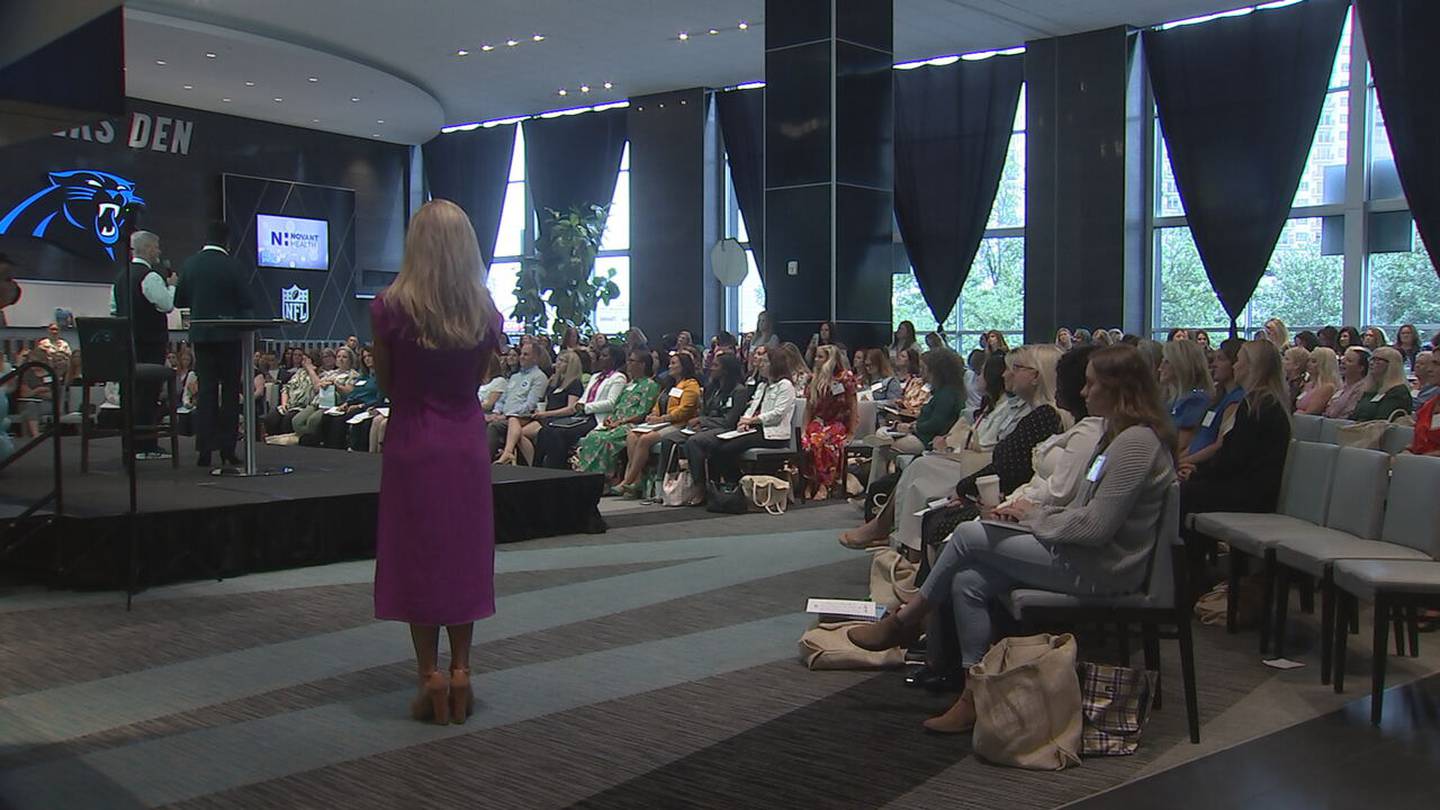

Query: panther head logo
[{"left": 0, "top": 169, "right": 145, "bottom": 260}]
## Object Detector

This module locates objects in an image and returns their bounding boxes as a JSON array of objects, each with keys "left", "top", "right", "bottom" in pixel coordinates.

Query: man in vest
[
  {"left": 111, "top": 230, "right": 174, "bottom": 459},
  {"left": 175, "top": 221, "right": 255, "bottom": 470}
]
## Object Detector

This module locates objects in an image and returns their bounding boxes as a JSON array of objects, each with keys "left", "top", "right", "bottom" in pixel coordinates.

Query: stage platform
[{"left": 0, "top": 436, "right": 606, "bottom": 590}]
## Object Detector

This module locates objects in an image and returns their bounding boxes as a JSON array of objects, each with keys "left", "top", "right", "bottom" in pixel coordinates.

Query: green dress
[{"left": 574, "top": 377, "right": 661, "bottom": 476}]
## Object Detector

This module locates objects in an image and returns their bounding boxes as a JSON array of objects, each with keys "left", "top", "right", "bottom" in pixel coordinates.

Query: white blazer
[
  {"left": 745, "top": 378, "right": 797, "bottom": 441},
  {"left": 579, "top": 371, "right": 628, "bottom": 416}
]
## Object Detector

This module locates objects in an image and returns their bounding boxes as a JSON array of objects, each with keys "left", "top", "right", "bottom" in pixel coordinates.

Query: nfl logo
[{"left": 281, "top": 285, "right": 310, "bottom": 323}]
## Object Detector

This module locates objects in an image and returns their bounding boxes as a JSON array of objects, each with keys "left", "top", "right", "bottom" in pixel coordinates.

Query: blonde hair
[
  {"left": 1283, "top": 346, "right": 1311, "bottom": 378},
  {"left": 1308, "top": 347, "right": 1340, "bottom": 389},
  {"left": 808, "top": 344, "right": 845, "bottom": 401},
  {"left": 1369, "top": 346, "right": 1408, "bottom": 393},
  {"left": 1239, "top": 340, "right": 1289, "bottom": 415},
  {"left": 1161, "top": 340, "right": 1213, "bottom": 403},
  {"left": 1006, "top": 345, "right": 1061, "bottom": 410},
  {"left": 551, "top": 349, "right": 582, "bottom": 391},
  {"left": 383, "top": 199, "right": 498, "bottom": 350},
  {"left": 1265, "top": 318, "right": 1290, "bottom": 351}
]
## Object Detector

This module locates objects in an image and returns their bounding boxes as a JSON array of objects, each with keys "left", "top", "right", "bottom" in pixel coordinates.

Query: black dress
[{"left": 1181, "top": 398, "right": 1291, "bottom": 518}]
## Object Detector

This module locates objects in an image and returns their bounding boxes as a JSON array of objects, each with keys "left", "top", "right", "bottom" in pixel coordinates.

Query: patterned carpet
[{"left": 1, "top": 502, "right": 1436, "bottom": 809}]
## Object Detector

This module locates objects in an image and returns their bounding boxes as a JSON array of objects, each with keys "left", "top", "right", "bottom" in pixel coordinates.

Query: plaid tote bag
[{"left": 1078, "top": 662, "right": 1157, "bottom": 756}]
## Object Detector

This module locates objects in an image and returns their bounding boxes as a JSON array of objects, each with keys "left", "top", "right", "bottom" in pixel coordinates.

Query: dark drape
[
  {"left": 1357, "top": 0, "right": 1440, "bottom": 275},
  {"left": 1145, "top": 0, "right": 1350, "bottom": 329},
  {"left": 893, "top": 54, "right": 1024, "bottom": 325},
  {"left": 421, "top": 124, "right": 516, "bottom": 266},
  {"left": 522, "top": 109, "right": 627, "bottom": 238},
  {"left": 717, "top": 87, "right": 766, "bottom": 274}
]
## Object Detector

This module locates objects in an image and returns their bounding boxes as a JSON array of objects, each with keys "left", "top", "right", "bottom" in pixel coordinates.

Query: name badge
[
  {"left": 831, "top": 381, "right": 845, "bottom": 396},
  {"left": 669, "top": 386, "right": 684, "bottom": 398},
  {"left": 356, "top": 379, "right": 369, "bottom": 386},
  {"left": 1086, "top": 454, "right": 1108, "bottom": 483},
  {"left": 1431, "top": 410, "right": 1440, "bottom": 431},
  {"left": 1371, "top": 392, "right": 1386, "bottom": 403},
  {"left": 725, "top": 397, "right": 733, "bottom": 408},
  {"left": 923, "top": 383, "right": 933, "bottom": 393},
  {"left": 1201, "top": 410, "right": 1216, "bottom": 428},
  {"left": 871, "top": 382, "right": 885, "bottom": 392}
]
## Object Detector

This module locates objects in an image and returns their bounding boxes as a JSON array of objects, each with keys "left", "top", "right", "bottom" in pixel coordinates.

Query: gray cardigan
[{"left": 1024, "top": 425, "right": 1176, "bottom": 594}]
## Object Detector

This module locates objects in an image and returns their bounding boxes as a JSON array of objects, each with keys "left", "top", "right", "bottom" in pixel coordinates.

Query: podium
[{"left": 188, "top": 318, "right": 296, "bottom": 477}]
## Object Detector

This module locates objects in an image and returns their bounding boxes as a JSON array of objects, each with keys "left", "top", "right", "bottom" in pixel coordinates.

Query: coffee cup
[{"left": 976, "top": 474, "right": 1002, "bottom": 508}]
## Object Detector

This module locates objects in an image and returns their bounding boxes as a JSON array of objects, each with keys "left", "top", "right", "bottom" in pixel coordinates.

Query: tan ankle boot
[
  {"left": 847, "top": 605, "right": 925, "bottom": 651},
  {"left": 922, "top": 691, "right": 976, "bottom": 734}
]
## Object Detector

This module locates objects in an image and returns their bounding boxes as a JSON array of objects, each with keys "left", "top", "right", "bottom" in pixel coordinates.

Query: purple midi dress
[{"left": 372, "top": 297, "right": 501, "bottom": 625}]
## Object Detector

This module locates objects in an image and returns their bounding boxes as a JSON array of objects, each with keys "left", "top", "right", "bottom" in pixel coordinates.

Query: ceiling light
[
  {"left": 557, "top": 88, "right": 568, "bottom": 96},
  {"left": 350, "top": 96, "right": 360, "bottom": 102},
  {"left": 738, "top": 21, "right": 749, "bottom": 30},
  {"left": 372, "top": 133, "right": 380, "bottom": 138},
  {"left": 308, "top": 76, "right": 319, "bottom": 82},
  {"left": 155, "top": 59, "right": 167, "bottom": 66},
  {"left": 603, "top": 81, "right": 613, "bottom": 89},
  {"left": 245, "top": 81, "right": 255, "bottom": 86},
  {"left": 580, "top": 85, "right": 590, "bottom": 93},
  {"left": 222, "top": 97, "right": 232, "bottom": 102},
  {"left": 376, "top": 119, "right": 385, "bottom": 124},
  {"left": 708, "top": 28, "right": 719, "bottom": 35},
  {"left": 506, "top": 39, "right": 519, "bottom": 47},
  {"left": 205, "top": 52, "right": 217, "bottom": 58},
  {"left": 532, "top": 34, "right": 544, "bottom": 42},
  {"left": 456, "top": 49, "right": 469, "bottom": 56},
  {"left": 678, "top": 32, "right": 689, "bottom": 41},
  {"left": 481, "top": 44, "right": 494, "bottom": 51},
  {"left": 183, "top": 84, "right": 193, "bottom": 90},
  {"left": 273, "top": 97, "right": 283, "bottom": 102},
  {"left": 312, "top": 118, "right": 319, "bottom": 123}
]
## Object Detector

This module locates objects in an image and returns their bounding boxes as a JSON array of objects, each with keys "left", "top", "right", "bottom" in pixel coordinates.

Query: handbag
[
  {"left": 867, "top": 546, "right": 919, "bottom": 612},
  {"left": 969, "top": 633, "right": 1083, "bottom": 770},
  {"left": 1336, "top": 419, "right": 1390, "bottom": 449},
  {"left": 740, "top": 474, "right": 792, "bottom": 515},
  {"left": 547, "top": 415, "right": 590, "bottom": 430},
  {"left": 1078, "top": 662, "right": 1156, "bottom": 756},
  {"left": 706, "top": 480, "right": 749, "bottom": 514},
  {"left": 797, "top": 621, "right": 907, "bottom": 670},
  {"left": 660, "top": 445, "right": 702, "bottom": 507}
]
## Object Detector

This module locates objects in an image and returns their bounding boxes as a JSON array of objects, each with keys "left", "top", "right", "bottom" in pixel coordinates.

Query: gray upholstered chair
[
  {"left": 1001, "top": 483, "right": 1199, "bottom": 743},
  {"left": 1319, "top": 417, "right": 1347, "bottom": 445},
  {"left": 1189, "top": 440, "right": 1340, "bottom": 652},
  {"left": 1382, "top": 425, "right": 1414, "bottom": 456},
  {"left": 1291, "top": 412, "right": 1323, "bottom": 442}
]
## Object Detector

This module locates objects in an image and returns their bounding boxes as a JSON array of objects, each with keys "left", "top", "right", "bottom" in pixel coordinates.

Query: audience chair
[
  {"left": 1001, "top": 483, "right": 1199, "bottom": 743},
  {"left": 1381, "top": 425, "right": 1414, "bottom": 456},
  {"left": 1331, "top": 557, "right": 1440, "bottom": 725},
  {"left": 1319, "top": 417, "right": 1346, "bottom": 445},
  {"left": 1291, "top": 413, "right": 1323, "bottom": 443},
  {"left": 739, "top": 399, "right": 807, "bottom": 483},
  {"left": 75, "top": 318, "right": 179, "bottom": 472},
  {"left": 1190, "top": 441, "right": 1340, "bottom": 653}
]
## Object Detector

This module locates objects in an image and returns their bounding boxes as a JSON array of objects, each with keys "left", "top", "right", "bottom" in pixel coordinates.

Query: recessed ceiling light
[
  {"left": 738, "top": 21, "right": 749, "bottom": 30},
  {"left": 308, "top": 76, "right": 318, "bottom": 82},
  {"left": 245, "top": 80, "right": 255, "bottom": 86},
  {"left": 557, "top": 88, "right": 568, "bottom": 96},
  {"left": 273, "top": 97, "right": 283, "bottom": 102},
  {"left": 221, "top": 97, "right": 231, "bottom": 102},
  {"left": 677, "top": 32, "right": 689, "bottom": 41},
  {"left": 350, "top": 96, "right": 360, "bottom": 102},
  {"left": 155, "top": 59, "right": 167, "bottom": 65},
  {"left": 708, "top": 28, "right": 719, "bottom": 35},
  {"left": 580, "top": 85, "right": 590, "bottom": 93},
  {"left": 532, "top": 34, "right": 544, "bottom": 42},
  {"left": 376, "top": 119, "right": 385, "bottom": 124},
  {"left": 456, "top": 49, "right": 469, "bottom": 56},
  {"left": 372, "top": 133, "right": 380, "bottom": 138},
  {"left": 481, "top": 44, "right": 494, "bottom": 51},
  {"left": 205, "top": 52, "right": 217, "bottom": 58},
  {"left": 312, "top": 118, "right": 320, "bottom": 123},
  {"left": 603, "top": 81, "right": 613, "bottom": 89},
  {"left": 506, "top": 39, "right": 518, "bottom": 47}
]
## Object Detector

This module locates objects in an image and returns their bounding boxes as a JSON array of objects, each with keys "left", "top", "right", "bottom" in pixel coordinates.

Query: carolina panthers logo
[{"left": 0, "top": 170, "right": 145, "bottom": 260}]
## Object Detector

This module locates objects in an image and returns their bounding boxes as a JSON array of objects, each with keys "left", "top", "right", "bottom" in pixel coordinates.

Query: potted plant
[{"left": 511, "top": 203, "right": 620, "bottom": 338}]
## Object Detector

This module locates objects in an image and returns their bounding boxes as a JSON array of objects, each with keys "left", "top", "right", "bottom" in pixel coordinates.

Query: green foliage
[
  {"left": 1368, "top": 236, "right": 1440, "bottom": 327},
  {"left": 512, "top": 204, "right": 621, "bottom": 337}
]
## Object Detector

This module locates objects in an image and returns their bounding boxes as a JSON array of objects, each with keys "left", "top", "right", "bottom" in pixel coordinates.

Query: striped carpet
[{"left": 1, "top": 502, "right": 1436, "bottom": 809}]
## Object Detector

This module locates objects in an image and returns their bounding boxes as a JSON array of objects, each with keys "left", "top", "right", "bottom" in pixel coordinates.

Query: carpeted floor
[{"left": 1, "top": 502, "right": 1436, "bottom": 809}]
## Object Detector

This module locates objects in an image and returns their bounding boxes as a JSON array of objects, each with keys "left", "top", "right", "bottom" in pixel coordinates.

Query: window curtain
[
  {"left": 893, "top": 54, "right": 1024, "bottom": 326},
  {"left": 717, "top": 87, "right": 766, "bottom": 274},
  {"left": 522, "top": 108, "right": 627, "bottom": 242},
  {"left": 1144, "top": 0, "right": 1350, "bottom": 331},
  {"left": 1356, "top": 0, "right": 1440, "bottom": 276},
  {"left": 420, "top": 124, "right": 516, "bottom": 267}
]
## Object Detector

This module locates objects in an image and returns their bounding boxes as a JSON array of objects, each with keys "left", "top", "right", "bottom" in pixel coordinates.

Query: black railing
[{"left": 0, "top": 360, "right": 64, "bottom": 563}]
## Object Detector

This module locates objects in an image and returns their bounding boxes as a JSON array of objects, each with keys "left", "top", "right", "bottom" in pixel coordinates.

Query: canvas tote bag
[
  {"left": 659, "top": 445, "right": 702, "bottom": 507},
  {"left": 867, "top": 547, "right": 919, "bottom": 612},
  {"left": 740, "top": 474, "right": 791, "bottom": 515},
  {"left": 969, "top": 633, "right": 1083, "bottom": 770},
  {"left": 798, "top": 621, "right": 907, "bottom": 670}
]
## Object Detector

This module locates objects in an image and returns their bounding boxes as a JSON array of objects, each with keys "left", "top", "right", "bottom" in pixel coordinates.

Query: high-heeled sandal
[
  {"left": 449, "top": 667, "right": 474, "bottom": 724},
  {"left": 410, "top": 670, "right": 451, "bottom": 725}
]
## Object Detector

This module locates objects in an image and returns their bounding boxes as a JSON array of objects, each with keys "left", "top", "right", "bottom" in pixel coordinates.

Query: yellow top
[{"left": 651, "top": 377, "right": 702, "bottom": 423}]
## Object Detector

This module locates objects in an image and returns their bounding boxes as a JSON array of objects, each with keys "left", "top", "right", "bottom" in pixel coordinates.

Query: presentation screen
[{"left": 256, "top": 214, "right": 329, "bottom": 270}]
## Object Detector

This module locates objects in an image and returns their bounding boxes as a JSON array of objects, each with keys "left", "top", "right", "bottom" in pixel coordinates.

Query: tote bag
[
  {"left": 797, "top": 621, "right": 907, "bottom": 670},
  {"left": 659, "top": 445, "right": 702, "bottom": 507},
  {"left": 740, "top": 474, "right": 791, "bottom": 515},
  {"left": 969, "top": 633, "right": 1083, "bottom": 770},
  {"left": 1078, "top": 662, "right": 1156, "bottom": 756},
  {"left": 868, "top": 547, "right": 919, "bottom": 612}
]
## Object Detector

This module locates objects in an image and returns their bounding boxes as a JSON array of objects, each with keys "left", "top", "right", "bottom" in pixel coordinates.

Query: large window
[
  {"left": 483, "top": 125, "right": 631, "bottom": 337},
  {"left": 1151, "top": 7, "right": 1439, "bottom": 338},
  {"left": 722, "top": 163, "right": 765, "bottom": 335},
  {"left": 892, "top": 85, "right": 1026, "bottom": 350}
]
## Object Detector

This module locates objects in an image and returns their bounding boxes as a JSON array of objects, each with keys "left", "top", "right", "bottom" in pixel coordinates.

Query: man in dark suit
[
  {"left": 112, "top": 230, "right": 174, "bottom": 459},
  {"left": 175, "top": 221, "right": 255, "bottom": 469}
]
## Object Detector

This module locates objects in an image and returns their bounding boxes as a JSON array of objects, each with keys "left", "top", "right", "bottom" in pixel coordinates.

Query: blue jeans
[{"left": 920, "top": 520, "right": 1093, "bottom": 669}]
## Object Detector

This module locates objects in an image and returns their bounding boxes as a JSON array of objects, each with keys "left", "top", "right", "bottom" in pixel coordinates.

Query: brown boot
[
  {"left": 847, "top": 600, "right": 927, "bottom": 651},
  {"left": 922, "top": 689, "right": 976, "bottom": 734}
]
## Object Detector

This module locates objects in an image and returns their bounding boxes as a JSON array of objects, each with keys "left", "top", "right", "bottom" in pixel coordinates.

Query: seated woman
[
  {"left": 1324, "top": 346, "right": 1370, "bottom": 419},
  {"left": 533, "top": 345, "right": 629, "bottom": 469},
  {"left": 694, "top": 346, "right": 798, "bottom": 485},
  {"left": 1180, "top": 338, "right": 1246, "bottom": 467},
  {"left": 1351, "top": 346, "right": 1413, "bottom": 422},
  {"left": 801, "top": 345, "right": 859, "bottom": 499},
  {"left": 574, "top": 351, "right": 660, "bottom": 482},
  {"left": 866, "top": 348, "right": 966, "bottom": 489},
  {"left": 264, "top": 349, "right": 319, "bottom": 435},
  {"left": 496, "top": 349, "right": 583, "bottom": 465},
  {"left": 613, "top": 351, "right": 701, "bottom": 497},
  {"left": 781, "top": 341, "right": 811, "bottom": 391},
  {"left": 1407, "top": 352, "right": 1440, "bottom": 456},
  {"left": 850, "top": 345, "right": 1177, "bottom": 733},
  {"left": 967, "top": 353, "right": 1029, "bottom": 451},
  {"left": 1282, "top": 346, "right": 1310, "bottom": 411},
  {"left": 294, "top": 346, "right": 360, "bottom": 438},
  {"left": 677, "top": 354, "right": 751, "bottom": 494},
  {"left": 862, "top": 348, "right": 904, "bottom": 403},
  {"left": 841, "top": 345, "right": 1065, "bottom": 552},
  {"left": 321, "top": 346, "right": 386, "bottom": 450},
  {"left": 894, "top": 347, "right": 930, "bottom": 418},
  {"left": 1160, "top": 339, "right": 1213, "bottom": 451},
  {"left": 477, "top": 354, "right": 507, "bottom": 413},
  {"left": 1295, "top": 347, "right": 1340, "bottom": 415}
]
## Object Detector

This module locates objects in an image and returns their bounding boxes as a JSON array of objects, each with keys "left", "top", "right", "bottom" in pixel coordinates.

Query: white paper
[
  {"left": 717, "top": 428, "right": 756, "bottom": 440},
  {"left": 325, "top": 406, "right": 346, "bottom": 416},
  {"left": 914, "top": 497, "right": 953, "bottom": 517},
  {"left": 805, "top": 598, "right": 879, "bottom": 619},
  {"left": 631, "top": 423, "right": 663, "bottom": 433},
  {"left": 376, "top": 407, "right": 390, "bottom": 417},
  {"left": 346, "top": 411, "right": 374, "bottom": 425},
  {"left": 680, "top": 428, "right": 697, "bottom": 436},
  {"left": 1262, "top": 657, "right": 1306, "bottom": 670}
]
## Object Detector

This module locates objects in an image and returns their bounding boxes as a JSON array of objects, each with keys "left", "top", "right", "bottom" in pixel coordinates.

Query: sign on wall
[{"left": 0, "top": 168, "right": 143, "bottom": 260}]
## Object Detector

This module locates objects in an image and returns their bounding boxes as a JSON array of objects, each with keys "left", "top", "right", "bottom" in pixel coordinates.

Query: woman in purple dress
[{"left": 372, "top": 199, "right": 502, "bottom": 726}]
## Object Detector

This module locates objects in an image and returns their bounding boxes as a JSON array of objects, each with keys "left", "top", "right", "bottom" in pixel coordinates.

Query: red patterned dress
[{"left": 802, "top": 371, "right": 858, "bottom": 495}]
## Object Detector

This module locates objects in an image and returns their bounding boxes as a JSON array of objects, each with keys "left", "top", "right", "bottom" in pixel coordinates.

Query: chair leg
[
  {"left": 1177, "top": 615, "right": 1201, "bottom": 744},
  {"left": 1372, "top": 596, "right": 1390, "bottom": 726},
  {"left": 1332, "top": 592, "right": 1349, "bottom": 693},
  {"left": 1117, "top": 622, "right": 1131, "bottom": 665},
  {"left": 1392, "top": 606, "right": 1407, "bottom": 657},
  {"left": 1142, "top": 623, "right": 1162, "bottom": 710},
  {"left": 1227, "top": 550, "right": 1243, "bottom": 634},
  {"left": 1272, "top": 563, "right": 1291, "bottom": 659},
  {"left": 1259, "top": 550, "right": 1277, "bottom": 655},
  {"left": 1320, "top": 570, "right": 1335, "bottom": 685},
  {"left": 1298, "top": 575, "right": 1315, "bottom": 614},
  {"left": 1407, "top": 606, "right": 1420, "bottom": 659}
]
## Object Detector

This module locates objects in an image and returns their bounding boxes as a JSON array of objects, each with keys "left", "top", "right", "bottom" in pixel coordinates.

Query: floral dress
[
  {"left": 574, "top": 377, "right": 660, "bottom": 476},
  {"left": 801, "top": 371, "right": 858, "bottom": 492}
]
